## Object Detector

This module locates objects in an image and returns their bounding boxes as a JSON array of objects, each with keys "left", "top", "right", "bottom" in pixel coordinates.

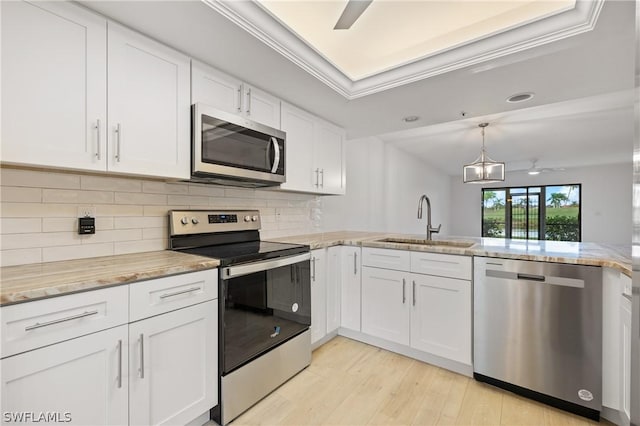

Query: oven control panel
[{"left": 169, "top": 210, "right": 261, "bottom": 236}]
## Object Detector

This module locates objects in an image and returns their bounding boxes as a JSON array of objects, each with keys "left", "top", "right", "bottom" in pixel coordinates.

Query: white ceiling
[
  {"left": 80, "top": 0, "right": 636, "bottom": 176},
  {"left": 257, "top": 0, "right": 576, "bottom": 80}
]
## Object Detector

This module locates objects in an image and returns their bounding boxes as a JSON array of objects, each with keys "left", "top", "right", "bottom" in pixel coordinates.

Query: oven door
[
  {"left": 193, "top": 103, "right": 285, "bottom": 184},
  {"left": 220, "top": 253, "right": 311, "bottom": 375}
]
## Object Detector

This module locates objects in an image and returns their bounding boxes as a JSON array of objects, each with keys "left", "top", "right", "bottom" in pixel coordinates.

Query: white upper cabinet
[
  {"left": 107, "top": 22, "right": 190, "bottom": 179},
  {"left": 1, "top": 1, "right": 107, "bottom": 171},
  {"left": 314, "top": 120, "right": 345, "bottom": 194},
  {"left": 1, "top": 2, "right": 190, "bottom": 179},
  {"left": 191, "top": 60, "right": 281, "bottom": 129},
  {"left": 280, "top": 103, "right": 316, "bottom": 193},
  {"left": 280, "top": 102, "right": 346, "bottom": 195}
]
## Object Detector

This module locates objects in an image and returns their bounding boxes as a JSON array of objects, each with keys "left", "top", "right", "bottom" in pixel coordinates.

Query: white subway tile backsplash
[
  {"left": 81, "top": 175, "right": 142, "bottom": 193},
  {"left": 1, "top": 167, "right": 319, "bottom": 266},
  {"left": 114, "top": 192, "right": 167, "bottom": 205},
  {"left": 0, "top": 218, "right": 42, "bottom": 234},
  {"left": 114, "top": 238, "right": 167, "bottom": 255},
  {"left": 0, "top": 187, "right": 42, "bottom": 203},
  {"left": 1, "top": 248, "right": 43, "bottom": 267},
  {"left": 1, "top": 168, "right": 80, "bottom": 189},
  {"left": 43, "top": 189, "right": 114, "bottom": 204},
  {"left": 42, "top": 243, "right": 114, "bottom": 263}
]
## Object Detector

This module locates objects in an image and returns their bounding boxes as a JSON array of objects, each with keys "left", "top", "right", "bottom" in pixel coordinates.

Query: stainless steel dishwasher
[{"left": 474, "top": 257, "right": 602, "bottom": 420}]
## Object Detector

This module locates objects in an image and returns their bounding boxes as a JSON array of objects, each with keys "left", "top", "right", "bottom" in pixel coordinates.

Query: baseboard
[
  {"left": 312, "top": 329, "right": 339, "bottom": 351},
  {"left": 186, "top": 412, "right": 211, "bottom": 426},
  {"left": 337, "top": 327, "right": 473, "bottom": 377},
  {"left": 602, "top": 406, "right": 630, "bottom": 426}
]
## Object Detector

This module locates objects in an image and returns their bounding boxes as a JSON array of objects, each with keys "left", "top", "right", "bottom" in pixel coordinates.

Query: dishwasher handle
[{"left": 517, "top": 273, "right": 545, "bottom": 282}]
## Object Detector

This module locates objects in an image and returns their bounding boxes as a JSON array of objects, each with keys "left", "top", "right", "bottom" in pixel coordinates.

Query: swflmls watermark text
[{"left": 3, "top": 412, "right": 72, "bottom": 423}]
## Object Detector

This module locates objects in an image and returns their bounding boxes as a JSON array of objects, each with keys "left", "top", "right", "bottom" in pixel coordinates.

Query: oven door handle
[{"left": 222, "top": 252, "right": 311, "bottom": 279}]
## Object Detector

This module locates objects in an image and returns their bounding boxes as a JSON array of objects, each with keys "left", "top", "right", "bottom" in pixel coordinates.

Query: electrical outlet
[{"left": 78, "top": 206, "right": 96, "bottom": 218}]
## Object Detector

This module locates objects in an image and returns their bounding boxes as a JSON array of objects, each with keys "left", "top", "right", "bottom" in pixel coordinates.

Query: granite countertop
[
  {"left": 0, "top": 251, "right": 219, "bottom": 306},
  {"left": 1, "top": 231, "right": 630, "bottom": 307},
  {"left": 272, "top": 231, "right": 632, "bottom": 277}
]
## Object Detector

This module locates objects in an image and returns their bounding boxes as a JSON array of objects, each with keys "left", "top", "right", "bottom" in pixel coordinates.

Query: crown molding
[{"left": 202, "top": 0, "right": 604, "bottom": 100}]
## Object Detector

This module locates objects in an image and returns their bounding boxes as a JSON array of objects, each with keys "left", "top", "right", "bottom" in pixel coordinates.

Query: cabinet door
[
  {"left": 191, "top": 60, "right": 242, "bottom": 114},
  {"left": 129, "top": 301, "right": 218, "bottom": 425},
  {"left": 129, "top": 300, "right": 217, "bottom": 426},
  {"left": 361, "top": 267, "right": 410, "bottom": 345},
  {"left": 1, "top": 1, "right": 107, "bottom": 171},
  {"left": 1, "top": 325, "right": 128, "bottom": 426},
  {"left": 280, "top": 103, "right": 315, "bottom": 193},
  {"left": 107, "top": 22, "right": 190, "bottom": 179},
  {"left": 314, "top": 121, "right": 345, "bottom": 195},
  {"left": 244, "top": 84, "right": 281, "bottom": 129},
  {"left": 410, "top": 273, "right": 472, "bottom": 364},
  {"left": 340, "top": 247, "right": 362, "bottom": 331},
  {"left": 310, "top": 249, "right": 327, "bottom": 344},
  {"left": 621, "top": 294, "right": 632, "bottom": 420},
  {"left": 326, "top": 247, "right": 342, "bottom": 333}
]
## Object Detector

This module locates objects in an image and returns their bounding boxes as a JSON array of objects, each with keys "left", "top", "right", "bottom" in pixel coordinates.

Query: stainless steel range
[{"left": 169, "top": 210, "right": 311, "bottom": 425}]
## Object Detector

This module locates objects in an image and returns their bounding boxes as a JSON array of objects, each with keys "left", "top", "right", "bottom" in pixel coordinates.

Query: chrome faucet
[{"left": 417, "top": 194, "right": 441, "bottom": 240}]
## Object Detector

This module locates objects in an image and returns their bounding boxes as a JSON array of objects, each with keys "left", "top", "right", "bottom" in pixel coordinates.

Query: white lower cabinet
[
  {"left": 361, "top": 267, "right": 410, "bottom": 345},
  {"left": 359, "top": 248, "right": 472, "bottom": 368},
  {"left": 340, "top": 246, "right": 362, "bottom": 332},
  {"left": 621, "top": 286, "right": 632, "bottom": 421},
  {"left": 129, "top": 300, "right": 217, "bottom": 426},
  {"left": 410, "top": 273, "right": 471, "bottom": 364},
  {"left": 326, "top": 247, "right": 342, "bottom": 333},
  {"left": 1, "top": 325, "right": 129, "bottom": 426},
  {"left": 310, "top": 249, "right": 327, "bottom": 345}
]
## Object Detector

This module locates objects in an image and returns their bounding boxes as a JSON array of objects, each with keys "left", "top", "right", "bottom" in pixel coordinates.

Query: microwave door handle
[{"left": 270, "top": 137, "right": 281, "bottom": 173}]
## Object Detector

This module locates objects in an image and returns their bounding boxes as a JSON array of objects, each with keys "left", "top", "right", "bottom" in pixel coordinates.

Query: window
[{"left": 482, "top": 184, "right": 581, "bottom": 241}]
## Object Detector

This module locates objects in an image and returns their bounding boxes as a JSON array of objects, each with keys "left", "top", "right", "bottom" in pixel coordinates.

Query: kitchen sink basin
[{"left": 375, "top": 237, "right": 475, "bottom": 248}]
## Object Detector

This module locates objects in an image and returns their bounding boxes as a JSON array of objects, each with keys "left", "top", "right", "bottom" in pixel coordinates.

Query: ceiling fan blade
[{"left": 334, "top": 0, "right": 372, "bottom": 30}]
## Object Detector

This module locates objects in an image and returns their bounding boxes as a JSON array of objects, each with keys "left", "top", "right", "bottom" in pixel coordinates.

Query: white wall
[
  {"left": 322, "top": 137, "right": 451, "bottom": 235},
  {"left": 448, "top": 162, "right": 632, "bottom": 244}
]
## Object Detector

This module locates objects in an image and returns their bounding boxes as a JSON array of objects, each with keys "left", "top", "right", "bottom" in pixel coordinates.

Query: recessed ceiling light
[
  {"left": 506, "top": 92, "right": 535, "bottom": 103},
  {"left": 403, "top": 116, "right": 419, "bottom": 122}
]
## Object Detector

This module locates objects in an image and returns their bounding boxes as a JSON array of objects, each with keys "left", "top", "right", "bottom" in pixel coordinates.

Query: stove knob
[
  {"left": 244, "top": 215, "right": 251, "bottom": 222},
  {"left": 251, "top": 215, "right": 258, "bottom": 222},
  {"left": 191, "top": 217, "right": 199, "bottom": 225},
  {"left": 180, "top": 217, "right": 189, "bottom": 225}
]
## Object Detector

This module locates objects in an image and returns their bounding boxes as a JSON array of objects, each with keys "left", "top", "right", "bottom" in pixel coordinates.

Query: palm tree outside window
[{"left": 481, "top": 184, "right": 581, "bottom": 241}]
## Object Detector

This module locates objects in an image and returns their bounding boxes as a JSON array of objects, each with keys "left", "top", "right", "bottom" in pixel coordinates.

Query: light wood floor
[{"left": 231, "top": 336, "right": 611, "bottom": 426}]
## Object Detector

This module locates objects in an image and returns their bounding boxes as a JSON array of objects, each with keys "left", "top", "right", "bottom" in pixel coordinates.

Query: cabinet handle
[
  {"left": 159, "top": 286, "right": 201, "bottom": 299},
  {"left": 312, "top": 257, "right": 316, "bottom": 281},
  {"left": 622, "top": 293, "right": 632, "bottom": 302},
  {"left": 315, "top": 169, "right": 320, "bottom": 187},
  {"left": 237, "top": 86, "right": 242, "bottom": 112},
  {"left": 115, "top": 123, "right": 122, "bottom": 162},
  {"left": 320, "top": 169, "right": 324, "bottom": 187},
  {"left": 139, "top": 334, "right": 145, "bottom": 379},
  {"left": 25, "top": 310, "right": 99, "bottom": 331},
  {"left": 412, "top": 281, "right": 416, "bottom": 306},
  {"left": 402, "top": 278, "right": 406, "bottom": 304},
  {"left": 354, "top": 252, "right": 357, "bottom": 275},
  {"left": 246, "top": 88, "right": 251, "bottom": 115},
  {"left": 117, "top": 339, "right": 123, "bottom": 388},
  {"left": 95, "top": 119, "right": 101, "bottom": 160}
]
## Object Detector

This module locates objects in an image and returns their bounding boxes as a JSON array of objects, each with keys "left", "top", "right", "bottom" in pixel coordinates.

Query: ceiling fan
[
  {"left": 526, "top": 160, "right": 565, "bottom": 175},
  {"left": 334, "top": 0, "right": 373, "bottom": 30}
]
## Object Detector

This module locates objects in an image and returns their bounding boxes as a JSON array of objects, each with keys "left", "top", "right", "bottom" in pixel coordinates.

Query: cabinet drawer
[
  {"left": 410, "top": 252, "right": 471, "bottom": 280},
  {"left": 1, "top": 285, "right": 128, "bottom": 358},
  {"left": 129, "top": 270, "right": 217, "bottom": 322},
  {"left": 362, "top": 248, "right": 410, "bottom": 271}
]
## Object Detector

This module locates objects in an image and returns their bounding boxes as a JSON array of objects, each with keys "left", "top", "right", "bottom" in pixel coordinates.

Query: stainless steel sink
[{"left": 375, "top": 237, "right": 475, "bottom": 248}]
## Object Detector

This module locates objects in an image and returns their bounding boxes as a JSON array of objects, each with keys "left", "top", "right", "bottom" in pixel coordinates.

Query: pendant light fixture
[{"left": 463, "top": 122, "right": 505, "bottom": 184}]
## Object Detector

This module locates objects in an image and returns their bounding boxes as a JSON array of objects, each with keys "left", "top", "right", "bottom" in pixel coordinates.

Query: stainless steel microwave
[{"left": 192, "top": 103, "right": 285, "bottom": 187}]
